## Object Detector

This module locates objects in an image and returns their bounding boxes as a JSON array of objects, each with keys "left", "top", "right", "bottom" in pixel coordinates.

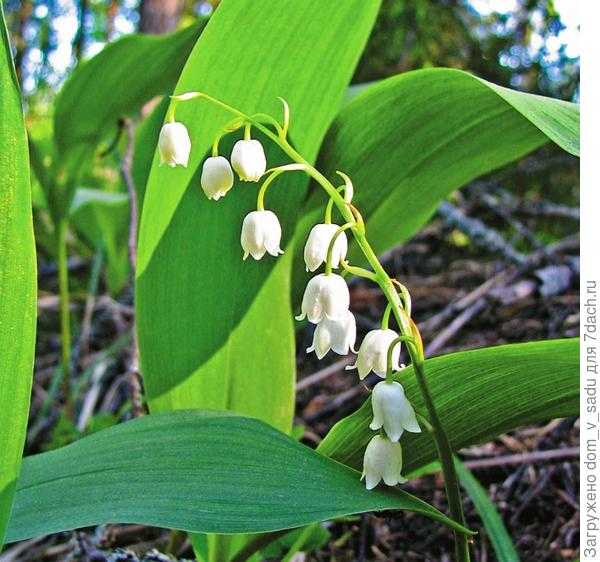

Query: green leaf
[
  {"left": 5, "top": 411, "right": 472, "bottom": 543},
  {"left": 293, "top": 68, "right": 579, "bottom": 288},
  {"left": 454, "top": 458, "right": 520, "bottom": 562},
  {"left": 317, "top": 339, "right": 578, "bottom": 472},
  {"left": 44, "top": 21, "right": 206, "bottom": 223},
  {"left": 0, "top": 4, "right": 37, "bottom": 547},
  {"left": 70, "top": 188, "right": 131, "bottom": 294},
  {"left": 136, "top": 0, "right": 381, "bottom": 434},
  {"left": 53, "top": 21, "right": 206, "bottom": 161}
]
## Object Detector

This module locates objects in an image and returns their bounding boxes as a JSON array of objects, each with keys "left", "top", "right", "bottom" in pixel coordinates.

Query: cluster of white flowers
[{"left": 158, "top": 113, "right": 420, "bottom": 491}]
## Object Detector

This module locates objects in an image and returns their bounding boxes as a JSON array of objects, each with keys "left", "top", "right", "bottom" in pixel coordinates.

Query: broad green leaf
[
  {"left": 70, "top": 188, "right": 130, "bottom": 294},
  {"left": 53, "top": 21, "right": 206, "bottom": 161},
  {"left": 454, "top": 458, "right": 520, "bottom": 562},
  {"left": 136, "top": 0, "right": 380, "bottom": 434},
  {"left": 5, "top": 411, "right": 472, "bottom": 543},
  {"left": 293, "top": 68, "right": 579, "bottom": 291},
  {"left": 317, "top": 339, "right": 578, "bottom": 471},
  {"left": 0, "top": 4, "right": 37, "bottom": 547}
]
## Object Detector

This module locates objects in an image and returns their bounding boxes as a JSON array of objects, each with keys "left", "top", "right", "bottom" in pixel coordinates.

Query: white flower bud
[
  {"left": 370, "top": 381, "right": 421, "bottom": 442},
  {"left": 158, "top": 122, "right": 191, "bottom": 168},
  {"left": 296, "top": 273, "right": 350, "bottom": 324},
  {"left": 303, "top": 223, "right": 348, "bottom": 272},
  {"left": 347, "top": 329, "right": 401, "bottom": 380},
  {"left": 306, "top": 310, "right": 356, "bottom": 359},
  {"left": 231, "top": 139, "right": 267, "bottom": 181},
  {"left": 240, "top": 210, "right": 284, "bottom": 260},
  {"left": 362, "top": 435, "right": 406, "bottom": 490},
  {"left": 200, "top": 156, "right": 234, "bottom": 200}
]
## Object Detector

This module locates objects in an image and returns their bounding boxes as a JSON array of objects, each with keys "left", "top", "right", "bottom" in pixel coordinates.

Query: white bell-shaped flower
[
  {"left": 158, "top": 122, "right": 191, "bottom": 168},
  {"left": 303, "top": 223, "right": 348, "bottom": 272},
  {"left": 347, "top": 329, "right": 401, "bottom": 380},
  {"left": 231, "top": 139, "right": 267, "bottom": 181},
  {"left": 362, "top": 435, "right": 406, "bottom": 490},
  {"left": 201, "top": 156, "right": 234, "bottom": 200},
  {"left": 296, "top": 273, "right": 350, "bottom": 324},
  {"left": 306, "top": 310, "right": 356, "bottom": 359},
  {"left": 240, "top": 210, "right": 284, "bottom": 260},
  {"left": 370, "top": 381, "right": 421, "bottom": 442}
]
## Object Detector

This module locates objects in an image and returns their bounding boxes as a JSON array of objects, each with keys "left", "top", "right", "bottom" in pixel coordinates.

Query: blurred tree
[
  {"left": 1, "top": 0, "right": 578, "bottom": 100},
  {"left": 138, "top": 0, "right": 184, "bottom": 34},
  {"left": 353, "top": 0, "right": 579, "bottom": 99},
  {"left": 11, "top": 0, "right": 31, "bottom": 81}
]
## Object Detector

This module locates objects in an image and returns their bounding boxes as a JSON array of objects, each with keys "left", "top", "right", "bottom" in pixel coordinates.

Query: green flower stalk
[{"left": 163, "top": 92, "right": 471, "bottom": 562}]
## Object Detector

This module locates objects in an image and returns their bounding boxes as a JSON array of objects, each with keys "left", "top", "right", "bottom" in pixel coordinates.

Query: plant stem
[
  {"left": 229, "top": 530, "right": 289, "bottom": 562},
  {"left": 57, "top": 218, "right": 73, "bottom": 418},
  {"left": 413, "top": 360, "right": 471, "bottom": 561},
  {"left": 324, "top": 222, "right": 354, "bottom": 275}
]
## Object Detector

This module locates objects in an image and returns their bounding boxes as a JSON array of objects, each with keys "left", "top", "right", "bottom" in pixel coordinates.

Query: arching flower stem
[
  {"left": 256, "top": 164, "right": 308, "bottom": 211},
  {"left": 340, "top": 260, "right": 377, "bottom": 282},
  {"left": 324, "top": 186, "right": 346, "bottom": 224},
  {"left": 325, "top": 222, "right": 354, "bottom": 275},
  {"left": 385, "top": 336, "right": 413, "bottom": 382},
  {"left": 381, "top": 303, "right": 393, "bottom": 330},
  {"left": 171, "top": 91, "right": 471, "bottom": 562}
]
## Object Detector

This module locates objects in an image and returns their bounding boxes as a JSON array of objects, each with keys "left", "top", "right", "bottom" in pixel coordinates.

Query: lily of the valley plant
[{"left": 158, "top": 93, "right": 471, "bottom": 560}]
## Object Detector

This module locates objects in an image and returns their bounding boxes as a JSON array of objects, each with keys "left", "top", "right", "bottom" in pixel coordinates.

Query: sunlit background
[{"left": 2, "top": 0, "right": 579, "bottom": 100}]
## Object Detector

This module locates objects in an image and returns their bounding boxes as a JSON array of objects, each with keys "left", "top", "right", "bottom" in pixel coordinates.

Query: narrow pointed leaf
[
  {"left": 454, "top": 458, "right": 520, "bottom": 562},
  {"left": 293, "top": 68, "right": 579, "bottom": 293},
  {"left": 317, "top": 339, "right": 578, "bottom": 472},
  {"left": 5, "top": 411, "right": 472, "bottom": 543},
  {"left": 0, "top": 4, "right": 37, "bottom": 546}
]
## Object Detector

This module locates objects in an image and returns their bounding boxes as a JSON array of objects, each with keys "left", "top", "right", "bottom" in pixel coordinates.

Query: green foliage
[
  {"left": 136, "top": 0, "right": 381, "bottom": 437},
  {"left": 317, "top": 339, "right": 578, "bottom": 471},
  {"left": 0, "top": 0, "right": 581, "bottom": 555},
  {"left": 260, "top": 524, "right": 330, "bottom": 559},
  {"left": 42, "top": 411, "right": 120, "bottom": 452},
  {"left": 5, "top": 411, "right": 472, "bottom": 544},
  {"left": 53, "top": 21, "right": 205, "bottom": 162},
  {"left": 70, "top": 188, "right": 130, "bottom": 294},
  {"left": 31, "top": 20, "right": 205, "bottom": 227},
  {"left": 292, "top": 68, "right": 579, "bottom": 292},
  {"left": 0, "top": 4, "right": 37, "bottom": 547},
  {"left": 454, "top": 458, "right": 520, "bottom": 562}
]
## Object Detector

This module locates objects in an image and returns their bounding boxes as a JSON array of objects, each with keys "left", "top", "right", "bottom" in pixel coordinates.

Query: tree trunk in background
[
  {"left": 138, "top": 0, "right": 184, "bottom": 34},
  {"left": 73, "top": 0, "right": 89, "bottom": 62},
  {"left": 13, "top": 0, "right": 32, "bottom": 83},
  {"left": 106, "top": 0, "right": 119, "bottom": 41}
]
